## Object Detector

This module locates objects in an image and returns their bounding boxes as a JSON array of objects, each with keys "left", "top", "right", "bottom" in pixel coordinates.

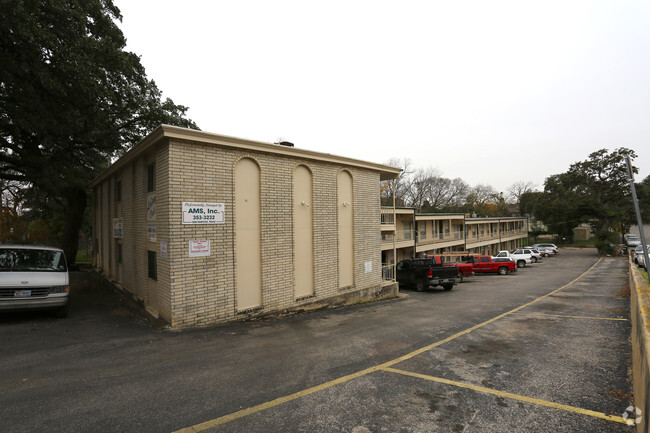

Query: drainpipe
[{"left": 392, "top": 179, "right": 397, "bottom": 276}]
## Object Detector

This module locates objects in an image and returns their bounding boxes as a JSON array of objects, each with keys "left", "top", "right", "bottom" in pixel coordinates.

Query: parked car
[
  {"left": 632, "top": 245, "right": 645, "bottom": 264},
  {"left": 521, "top": 247, "right": 544, "bottom": 263},
  {"left": 532, "top": 243, "right": 559, "bottom": 254},
  {"left": 396, "top": 258, "right": 458, "bottom": 291},
  {"left": 626, "top": 234, "right": 642, "bottom": 247},
  {"left": 0, "top": 244, "right": 70, "bottom": 317},
  {"left": 426, "top": 255, "right": 474, "bottom": 282},
  {"left": 471, "top": 255, "right": 517, "bottom": 275},
  {"left": 493, "top": 250, "right": 533, "bottom": 268},
  {"left": 530, "top": 246, "right": 553, "bottom": 257},
  {"left": 633, "top": 245, "right": 649, "bottom": 269}
]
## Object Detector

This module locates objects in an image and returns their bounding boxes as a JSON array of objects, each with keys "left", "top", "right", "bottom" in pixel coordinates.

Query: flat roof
[{"left": 90, "top": 125, "right": 402, "bottom": 186}]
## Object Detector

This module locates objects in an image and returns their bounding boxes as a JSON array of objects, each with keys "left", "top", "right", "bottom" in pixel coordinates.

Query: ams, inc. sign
[{"left": 182, "top": 202, "right": 225, "bottom": 225}]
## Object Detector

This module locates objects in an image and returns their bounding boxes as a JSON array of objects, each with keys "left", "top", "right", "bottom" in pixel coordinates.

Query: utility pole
[{"left": 626, "top": 156, "right": 649, "bottom": 271}]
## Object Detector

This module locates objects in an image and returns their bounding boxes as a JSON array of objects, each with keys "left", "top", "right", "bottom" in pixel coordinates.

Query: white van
[{"left": 0, "top": 244, "right": 70, "bottom": 317}]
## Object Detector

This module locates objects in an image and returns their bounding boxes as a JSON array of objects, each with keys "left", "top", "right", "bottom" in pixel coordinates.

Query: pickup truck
[
  {"left": 493, "top": 250, "right": 533, "bottom": 268},
  {"left": 396, "top": 258, "right": 458, "bottom": 291},
  {"left": 470, "top": 255, "right": 517, "bottom": 275},
  {"left": 427, "top": 255, "right": 474, "bottom": 282}
]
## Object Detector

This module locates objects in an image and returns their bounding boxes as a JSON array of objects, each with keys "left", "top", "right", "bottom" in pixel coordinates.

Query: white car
[
  {"left": 494, "top": 250, "right": 533, "bottom": 268},
  {"left": 634, "top": 245, "right": 649, "bottom": 269},
  {"left": 0, "top": 244, "right": 70, "bottom": 317},
  {"left": 532, "top": 243, "right": 558, "bottom": 254},
  {"left": 626, "top": 234, "right": 642, "bottom": 247}
]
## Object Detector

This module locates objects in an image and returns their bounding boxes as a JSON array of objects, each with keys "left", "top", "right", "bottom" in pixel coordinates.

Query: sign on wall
[
  {"left": 182, "top": 202, "right": 225, "bottom": 224},
  {"left": 160, "top": 241, "right": 168, "bottom": 259},
  {"left": 113, "top": 218, "right": 123, "bottom": 238},
  {"left": 189, "top": 240, "right": 210, "bottom": 257}
]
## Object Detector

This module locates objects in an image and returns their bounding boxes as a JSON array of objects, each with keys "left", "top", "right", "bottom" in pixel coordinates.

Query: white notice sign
[
  {"left": 364, "top": 261, "right": 373, "bottom": 273},
  {"left": 182, "top": 202, "right": 225, "bottom": 224},
  {"left": 189, "top": 240, "right": 210, "bottom": 257}
]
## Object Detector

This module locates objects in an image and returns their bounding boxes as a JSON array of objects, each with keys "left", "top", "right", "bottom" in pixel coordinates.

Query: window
[
  {"left": 147, "top": 251, "right": 157, "bottom": 280},
  {"left": 147, "top": 162, "right": 156, "bottom": 192},
  {"left": 403, "top": 221, "right": 412, "bottom": 240},
  {"left": 115, "top": 180, "right": 122, "bottom": 202}
]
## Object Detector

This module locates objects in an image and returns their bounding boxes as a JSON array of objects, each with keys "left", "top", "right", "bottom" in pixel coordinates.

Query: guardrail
[{"left": 630, "top": 258, "right": 650, "bottom": 432}]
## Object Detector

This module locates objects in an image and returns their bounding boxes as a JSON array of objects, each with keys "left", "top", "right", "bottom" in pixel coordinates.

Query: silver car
[
  {"left": 626, "top": 234, "right": 641, "bottom": 247},
  {"left": 0, "top": 245, "right": 70, "bottom": 317}
]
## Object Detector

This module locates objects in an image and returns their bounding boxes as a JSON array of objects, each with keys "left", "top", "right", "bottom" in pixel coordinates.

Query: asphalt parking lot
[{"left": 0, "top": 248, "right": 634, "bottom": 432}]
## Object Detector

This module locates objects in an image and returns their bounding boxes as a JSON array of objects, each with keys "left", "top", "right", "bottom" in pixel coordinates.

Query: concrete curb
[{"left": 630, "top": 258, "right": 650, "bottom": 432}]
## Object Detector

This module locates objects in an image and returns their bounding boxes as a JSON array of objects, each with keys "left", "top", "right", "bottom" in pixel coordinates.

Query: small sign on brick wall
[
  {"left": 113, "top": 218, "right": 123, "bottom": 238},
  {"left": 182, "top": 202, "right": 225, "bottom": 224},
  {"left": 189, "top": 240, "right": 210, "bottom": 257}
]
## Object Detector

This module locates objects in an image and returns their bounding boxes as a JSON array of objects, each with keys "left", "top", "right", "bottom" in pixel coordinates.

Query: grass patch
[
  {"left": 76, "top": 250, "right": 92, "bottom": 263},
  {"left": 640, "top": 268, "right": 649, "bottom": 284}
]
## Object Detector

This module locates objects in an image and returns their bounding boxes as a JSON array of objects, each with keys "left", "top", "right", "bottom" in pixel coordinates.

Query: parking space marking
[
  {"left": 173, "top": 258, "right": 603, "bottom": 433},
  {"left": 381, "top": 367, "right": 628, "bottom": 425},
  {"left": 517, "top": 312, "right": 629, "bottom": 321}
]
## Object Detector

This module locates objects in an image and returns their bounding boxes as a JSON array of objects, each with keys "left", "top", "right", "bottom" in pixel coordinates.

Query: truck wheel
[
  {"left": 517, "top": 260, "right": 525, "bottom": 268},
  {"left": 498, "top": 266, "right": 508, "bottom": 275},
  {"left": 458, "top": 271, "right": 464, "bottom": 282},
  {"left": 415, "top": 279, "right": 427, "bottom": 292},
  {"left": 442, "top": 284, "right": 454, "bottom": 291}
]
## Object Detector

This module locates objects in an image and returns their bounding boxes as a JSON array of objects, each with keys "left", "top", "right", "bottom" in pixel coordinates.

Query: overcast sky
[{"left": 114, "top": 0, "right": 650, "bottom": 193}]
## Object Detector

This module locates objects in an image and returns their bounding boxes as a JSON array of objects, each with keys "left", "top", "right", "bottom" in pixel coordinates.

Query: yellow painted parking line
[
  {"left": 173, "top": 258, "right": 604, "bottom": 433},
  {"left": 521, "top": 312, "right": 629, "bottom": 321},
  {"left": 381, "top": 367, "right": 628, "bottom": 425}
]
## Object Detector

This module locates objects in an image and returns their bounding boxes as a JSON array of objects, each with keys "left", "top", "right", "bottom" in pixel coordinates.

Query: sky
[{"left": 114, "top": 0, "right": 650, "bottom": 193}]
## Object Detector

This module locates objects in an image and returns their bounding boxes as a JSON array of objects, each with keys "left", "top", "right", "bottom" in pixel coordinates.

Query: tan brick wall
[
  {"left": 164, "top": 139, "right": 382, "bottom": 327},
  {"left": 94, "top": 138, "right": 384, "bottom": 328}
]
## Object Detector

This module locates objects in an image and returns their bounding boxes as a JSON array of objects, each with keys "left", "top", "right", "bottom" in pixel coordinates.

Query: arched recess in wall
[
  {"left": 337, "top": 170, "right": 354, "bottom": 289},
  {"left": 293, "top": 165, "right": 314, "bottom": 298},
  {"left": 234, "top": 157, "right": 262, "bottom": 310}
]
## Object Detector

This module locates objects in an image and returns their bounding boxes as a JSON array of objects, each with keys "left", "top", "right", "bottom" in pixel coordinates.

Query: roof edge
[{"left": 90, "top": 125, "right": 402, "bottom": 187}]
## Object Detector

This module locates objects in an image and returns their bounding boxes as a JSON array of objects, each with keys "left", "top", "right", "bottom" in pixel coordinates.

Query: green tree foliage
[
  {"left": 0, "top": 0, "right": 198, "bottom": 263},
  {"left": 532, "top": 148, "right": 638, "bottom": 240}
]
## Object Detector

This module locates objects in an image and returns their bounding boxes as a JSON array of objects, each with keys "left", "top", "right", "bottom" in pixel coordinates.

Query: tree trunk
[{"left": 61, "top": 187, "right": 88, "bottom": 268}]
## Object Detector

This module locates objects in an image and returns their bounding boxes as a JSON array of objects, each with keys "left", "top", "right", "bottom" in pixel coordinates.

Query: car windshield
[{"left": 0, "top": 248, "right": 67, "bottom": 272}]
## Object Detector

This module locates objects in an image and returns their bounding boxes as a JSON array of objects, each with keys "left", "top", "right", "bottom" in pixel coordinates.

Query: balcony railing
[
  {"left": 380, "top": 208, "right": 395, "bottom": 225},
  {"left": 396, "top": 230, "right": 414, "bottom": 241},
  {"left": 382, "top": 263, "right": 395, "bottom": 282},
  {"left": 418, "top": 231, "right": 464, "bottom": 244}
]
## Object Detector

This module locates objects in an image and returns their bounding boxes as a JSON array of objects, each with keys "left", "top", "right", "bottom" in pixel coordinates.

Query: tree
[
  {"left": 533, "top": 148, "right": 638, "bottom": 245},
  {"left": 507, "top": 181, "right": 537, "bottom": 205},
  {"left": 1, "top": 0, "right": 198, "bottom": 264},
  {"left": 380, "top": 158, "right": 411, "bottom": 206}
]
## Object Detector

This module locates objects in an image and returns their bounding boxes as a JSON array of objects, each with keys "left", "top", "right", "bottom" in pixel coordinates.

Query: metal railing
[
  {"left": 380, "top": 208, "right": 395, "bottom": 225},
  {"left": 382, "top": 263, "right": 395, "bottom": 282}
]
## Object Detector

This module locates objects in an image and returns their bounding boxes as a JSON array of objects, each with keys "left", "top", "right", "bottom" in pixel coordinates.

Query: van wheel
[
  {"left": 415, "top": 279, "right": 427, "bottom": 292},
  {"left": 517, "top": 260, "right": 525, "bottom": 268},
  {"left": 498, "top": 267, "right": 508, "bottom": 275}
]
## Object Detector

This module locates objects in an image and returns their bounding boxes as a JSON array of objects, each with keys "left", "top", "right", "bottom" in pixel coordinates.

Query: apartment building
[
  {"left": 90, "top": 125, "right": 401, "bottom": 328},
  {"left": 381, "top": 207, "right": 528, "bottom": 271}
]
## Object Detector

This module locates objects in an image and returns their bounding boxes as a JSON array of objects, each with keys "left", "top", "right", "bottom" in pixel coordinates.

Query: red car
[{"left": 470, "top": 255, "right": 517, "bottom": 275}]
